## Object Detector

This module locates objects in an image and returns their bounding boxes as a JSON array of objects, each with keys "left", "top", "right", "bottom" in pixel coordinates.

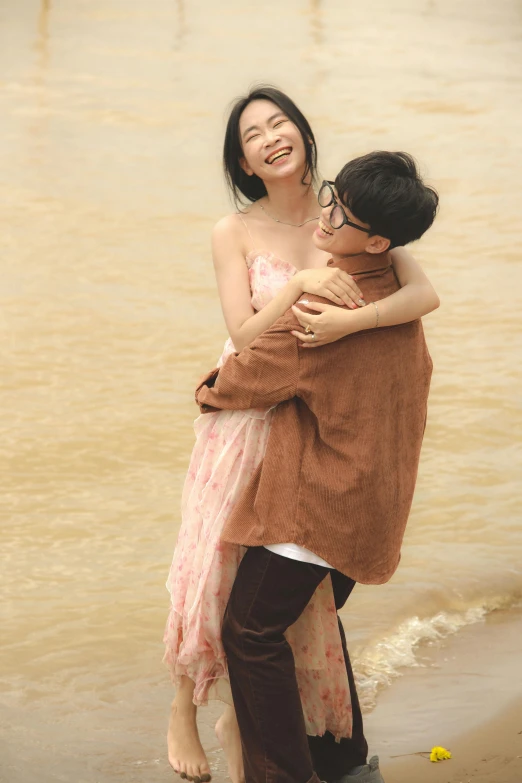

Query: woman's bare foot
[
  {"left": 215, "top": 705, "right": 245, "bottom": 783},
  {"left": 167, "top": 676, "right": 211, "bottom": 782}
]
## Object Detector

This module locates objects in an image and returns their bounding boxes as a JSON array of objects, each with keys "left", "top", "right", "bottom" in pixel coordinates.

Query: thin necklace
[{"left": 259, "top": 201, "right": 319, "bottom": 228}]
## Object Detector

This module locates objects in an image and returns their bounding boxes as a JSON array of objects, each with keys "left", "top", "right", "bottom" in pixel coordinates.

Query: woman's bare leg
[
  {"left": 168, "top": 676, "right": 211, "bottom": 781},
  {"left": 215, "top": 704, "right": 245, "bottom": 783}
]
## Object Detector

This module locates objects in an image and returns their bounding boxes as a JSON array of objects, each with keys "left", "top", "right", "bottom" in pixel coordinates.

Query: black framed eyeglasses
[{"left": 318, "top": 180, "right": 371, "bottom": 233}]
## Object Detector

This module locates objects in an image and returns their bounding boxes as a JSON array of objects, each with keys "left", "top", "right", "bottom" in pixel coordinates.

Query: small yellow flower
[{"left": 430, "top": 746, "right": 452, "bottom": 763}]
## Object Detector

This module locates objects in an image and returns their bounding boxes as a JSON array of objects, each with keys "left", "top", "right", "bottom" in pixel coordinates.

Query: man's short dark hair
[{"left": 334, "top": 151, "right": 439, "bottom": 248}]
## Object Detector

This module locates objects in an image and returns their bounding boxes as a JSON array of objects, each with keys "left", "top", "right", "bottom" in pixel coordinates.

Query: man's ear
[
  {"left": 240, "top": 157, "right": 254, "bottom": 176},
  {"left": 365, "top": 234, "right": 390, "bottom": 254}
]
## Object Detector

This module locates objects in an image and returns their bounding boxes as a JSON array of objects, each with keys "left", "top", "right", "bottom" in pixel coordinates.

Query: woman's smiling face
[{"left": 238, "top": 99, "right": 307, "bottom": 183}]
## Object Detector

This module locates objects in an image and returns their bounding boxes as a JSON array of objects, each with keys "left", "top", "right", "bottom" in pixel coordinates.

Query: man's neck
[{"left": 328, "top": 250, "right": 391, "bottom": 277}]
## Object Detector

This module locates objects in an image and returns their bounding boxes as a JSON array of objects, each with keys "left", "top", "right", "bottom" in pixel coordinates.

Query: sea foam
[{"left": 353, "top": 593, "right": 521, "bottom": 711}]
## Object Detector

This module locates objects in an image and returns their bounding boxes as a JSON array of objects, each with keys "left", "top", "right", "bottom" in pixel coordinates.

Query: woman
[{"left": 164, "top": 86, "right": 440, "bottom": 783}]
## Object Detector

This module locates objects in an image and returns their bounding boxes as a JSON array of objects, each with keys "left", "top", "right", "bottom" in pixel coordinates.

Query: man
[{"left": 196, "top": 152, "right": 438, "bottom": 783}]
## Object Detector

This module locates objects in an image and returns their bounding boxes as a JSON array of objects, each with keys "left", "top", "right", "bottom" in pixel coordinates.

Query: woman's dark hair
[
  {"left": 334, "top": 151, "right": 439, "bottom": 249},
  {"left": 223, "top": 85, "right": 318, "bottom": 207}
]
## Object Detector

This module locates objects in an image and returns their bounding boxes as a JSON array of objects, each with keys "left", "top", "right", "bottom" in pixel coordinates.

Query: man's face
[{"left": 312, "top": 182, "right": 390, "bottom": 257}]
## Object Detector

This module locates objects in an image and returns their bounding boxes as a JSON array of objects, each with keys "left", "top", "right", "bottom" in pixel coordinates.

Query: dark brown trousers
[{"left": 222, "top": 547, "right": 368, "bottom": 783}]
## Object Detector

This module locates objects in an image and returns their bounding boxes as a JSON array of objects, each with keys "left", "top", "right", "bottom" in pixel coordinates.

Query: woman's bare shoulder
[
  {"left": 211, "top": 211, "right": 254, "bottom": 270},
  {"left": 212, "top": 210, "right": 253, "bottom": 240}
]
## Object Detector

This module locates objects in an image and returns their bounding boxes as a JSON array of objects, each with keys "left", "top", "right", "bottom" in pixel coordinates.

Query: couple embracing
[{"left": 164, "top": 86, "right": 439, "bottom": 783}]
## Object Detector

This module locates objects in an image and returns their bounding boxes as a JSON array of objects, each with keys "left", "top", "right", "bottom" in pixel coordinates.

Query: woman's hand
[
  {"left": 293, "top": 267, "right": 365, "bottom": 309},
  {"left": 291, "top": 300, "right": 374, "bottom": 348}
]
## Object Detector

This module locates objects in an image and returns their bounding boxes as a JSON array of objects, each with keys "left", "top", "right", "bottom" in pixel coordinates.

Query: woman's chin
[{"left": 262, "top": 157, "right": 302, "bottom": 181}]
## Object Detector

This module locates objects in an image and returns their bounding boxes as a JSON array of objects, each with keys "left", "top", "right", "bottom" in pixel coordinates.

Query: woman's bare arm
[
  {"left": 212, "top": 215, "right": 364, "bottom": 352},
  {"left": 382, "top": 245, "right": 440, "bottom": 322},
  {"left": 290, "top": 246, "right": 440, "bottom": 347}
]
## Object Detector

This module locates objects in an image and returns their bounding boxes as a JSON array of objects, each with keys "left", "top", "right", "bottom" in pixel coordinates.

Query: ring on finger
[
  {"left": 310, "top": 332, "right": 316, "bottom": 340},
  {"left": 305, "top": 325, "right": 312, "bottom": 334}
]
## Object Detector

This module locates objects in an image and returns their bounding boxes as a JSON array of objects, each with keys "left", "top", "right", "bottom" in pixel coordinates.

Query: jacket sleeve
[{"left": 195, "top": 313, "right": 300, "bottom": 413}]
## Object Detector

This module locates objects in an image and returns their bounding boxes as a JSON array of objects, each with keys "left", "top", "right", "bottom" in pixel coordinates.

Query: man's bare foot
[
  {"left": 215, "top": 705, "right": 245, "bottom": 783},
  {"left": 168, "top": 693, "right": 211, "bottom": 782}
]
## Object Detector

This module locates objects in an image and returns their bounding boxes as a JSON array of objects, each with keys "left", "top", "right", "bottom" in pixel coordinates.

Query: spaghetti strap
[{"left": 237, "top": 213, "right": 256, "bottom": 251}]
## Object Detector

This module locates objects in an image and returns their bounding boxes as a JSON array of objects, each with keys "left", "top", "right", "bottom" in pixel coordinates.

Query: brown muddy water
[{"left": 1, "top": 0, "right": 521, "bottom": 781}]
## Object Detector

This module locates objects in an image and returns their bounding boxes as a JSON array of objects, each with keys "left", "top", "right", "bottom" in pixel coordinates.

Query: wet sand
[
  {"left": 1, "top": 1, "right": 522, "bottom": 781},
  {"left": 369, "top": 608, "right": 522, "bottom": 783},
  {"left": 200, "top": 701, "right": 522, "bottom": 783},
  {"left": 387, "top": 699, "right": 522, "bottom": 783}
]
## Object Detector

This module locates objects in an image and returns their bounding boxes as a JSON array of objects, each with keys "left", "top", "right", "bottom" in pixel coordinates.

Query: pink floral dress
[{"left": 163, "top": 250, "right": 352, "bottom": 739}]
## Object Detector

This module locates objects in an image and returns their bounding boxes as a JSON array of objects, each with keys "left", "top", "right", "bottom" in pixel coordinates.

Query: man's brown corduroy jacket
[{"left": 196, "top": 253, "right": 433, "bottom": 584}]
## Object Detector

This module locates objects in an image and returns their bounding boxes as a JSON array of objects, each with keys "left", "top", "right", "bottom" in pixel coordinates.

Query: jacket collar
[{"left": 327, "top": 251, "right": 392, "bottom": 279}]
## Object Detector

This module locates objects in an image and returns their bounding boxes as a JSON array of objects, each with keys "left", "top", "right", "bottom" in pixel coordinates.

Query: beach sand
[
  {"left": 366, "top": 608, "right": 522, "bottom": 783},
  {"left": 198, "top": 698, "right": 522, "bottom": 783},
  {"left": 386, "top": 699, "right": 522, "bottom": 783}
]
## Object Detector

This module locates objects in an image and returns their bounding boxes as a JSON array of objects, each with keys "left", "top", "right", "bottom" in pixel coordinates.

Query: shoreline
[
  {"left": 196, "top": 605, "right": 522, "bottom": 782},
  {"left": 1, "top": 607, "right": 521, "bottom": 783},
  {"left": 364, "top": 606, "right": 522, "bottom": 782}
]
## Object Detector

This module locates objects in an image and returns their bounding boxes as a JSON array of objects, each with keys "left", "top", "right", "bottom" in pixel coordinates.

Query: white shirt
[{"left": 264, "top": 543, "right": 333, "bottom": 569}]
